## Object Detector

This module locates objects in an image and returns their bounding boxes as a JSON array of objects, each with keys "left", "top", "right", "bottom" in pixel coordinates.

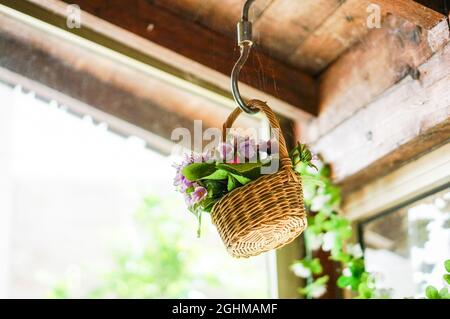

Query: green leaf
[
  {"left": 202, "top": 169, "right": 228, "bottom": 180},
  {"left": 302, "top": 175, "right": 326, "bottom": 187},
  {"left": 320, "top": 164, "right": 331, "bottom": 178},
  {"left": 217, "top": 163, "right": 264, "bottom": 180},
  {"left": 439, "top": 288, "right": 449, "bottom": 299},
  {"left": 315, "top": 275, "right": 329, "bottom": 286},
  {"left": 196, "top": 210, "right": 202, "bottom": 238},
  {"left": 358, "top": 282, "right": 373, "bottom": 299},
  {"left": 322, "top": 221, "right": 333, "bottom": 231},
  {"left": 217, "top": 162, "right": 262, "bottom": 173},
  {"left": 202, "top": 180, "right": 227, "bottom": 198},
  {"left": 314, "top": 211, "right": 328, "bottom": 224},
  {"left": 337, "top": 276, "right": 352, "bottom": 288},
  {"left": 339, "top": 226, "right": 353, "bottom": 240},
  {"left": 333, "top": 251, "right": 351, "bottom": 263},
  {"left": 227, "top": 175, "right": 238, "bottom": 192},
  {"left": 297, "top": 287, "right": 307, "bottom": 297},
  {"left": 230, "top": 173, "right": 251, "bottom": 185},
  {"left": 443, "top": 274, "right": 450, "bottom": 285},
  {"left": 445, "top": 259, "right": 450, "bottom": 273},
  {"left": 309, "top": 258, "right": 323, "bottom": 275},
  {"left": 200, "top": 197, "right": 218, "bottom": 212},
  {"left": 182, "top": 163, "right": 217, "bottom": 181},
  {"left": 426, "top": 286, "right": 439, "bottom": 299},
  {"left": 348, "top": 259, "right": 365, "bottom": 278}
]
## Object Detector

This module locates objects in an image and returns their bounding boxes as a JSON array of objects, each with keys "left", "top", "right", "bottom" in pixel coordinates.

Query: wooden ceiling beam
[
  {"left": 304, "top": 6, "right": 449, "bottom": 143},
  {"left": 288, "top": 0, "right": 378, "bottom": 75},
  {"left": 309, "top": 41, "right": 450, "bottom": 194},
  {"left": 253, "top": 0, "right": 344, "bottom": 63},
  {"left": 414, "top": 0, "right": 450, "bottom": 15},
  {"left": 286, "top": 0, "right": 449, "bottom": 75},
  {"left": 55, "top": 0, "right": 318, "bottom": 115},
  {"left": 154, "top": 0, "right": 275, "bottom": 38},
  {"left": 373, "top": 0, "right": 450, "bottom": 30},
  {"left": 0, "top": 10, "right": 261, "bottom": 153},
  {"left": 298, "top": 0, "right": 450, "bottom": 193}
]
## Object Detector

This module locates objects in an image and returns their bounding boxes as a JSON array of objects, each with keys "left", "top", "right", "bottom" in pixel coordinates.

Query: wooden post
[{"left": 275, "top": 118, "right": 305, "bottom": 298}]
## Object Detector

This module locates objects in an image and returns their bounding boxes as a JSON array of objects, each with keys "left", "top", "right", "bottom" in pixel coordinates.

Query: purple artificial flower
[
  {"left": 191, "top": 186, "right": 207, "bottom": 204},
  {"left": 216, "top": 142, "right": 234, "bottom": 163},
  {"left": 259, "top": 138, "right": 279, "bottom": 156},
  {"left": 173, "top": 169, "right": 182, "bottom": 187},
  {"left": 174, "top": 152, "right": 210, "bottom": 209},
  {"left": 173, "top": 165, "right": 186, "bottom": 189},
  {"left": 173, "top": 155, "right": 195, "bottom": 199},
  {"left": 192, "top": 152, "right": 207, "bottom": 164},
  {"left": 178, "top": 152, "right": 204, "bottom": 167},
  {"left": 183, "top": 193, "right": 193, "bottom": 206},
  {"left": 238, "top": 137, "right": 257, "bottom": 161},
  {"left": 173, "top": 151, "right": 207, "bottom": 187},
  {"left": 180, "top": 175, "right": 194, "bottom": 192},
  {"left": 202, "top": 149, "right": 215, "bottom": 163}
]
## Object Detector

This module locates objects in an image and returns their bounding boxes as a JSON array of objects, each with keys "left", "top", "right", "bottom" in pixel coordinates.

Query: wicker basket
[{"left": 211, "top": 100, "right": 307, "bottom": 258}]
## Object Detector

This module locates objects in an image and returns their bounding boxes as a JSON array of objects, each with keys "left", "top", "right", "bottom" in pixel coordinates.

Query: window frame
[
  {"left": 342, "top": 142, "right": 450, "bottom": 224},
  {"left": 357, "top": 182, "right": 450, "bottom": 251},
  {"left": 340, "top": 142, "right": 450, "bottom": 298}
]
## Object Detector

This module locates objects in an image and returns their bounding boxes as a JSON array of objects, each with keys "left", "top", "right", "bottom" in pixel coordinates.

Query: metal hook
[{"left": 231, "top": 0, "right": 259, "bottom": 114}]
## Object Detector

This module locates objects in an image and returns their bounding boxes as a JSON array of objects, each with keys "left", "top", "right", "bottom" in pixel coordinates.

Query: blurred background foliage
[{"left": 49, "top": 196, "right": 221, "bottom": 299}]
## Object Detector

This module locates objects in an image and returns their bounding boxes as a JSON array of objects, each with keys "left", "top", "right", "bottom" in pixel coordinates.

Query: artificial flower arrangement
[
  {"left": 174, "top": 134, "right": 316, "bottom": 237},
  {"left": 173, "top": 99, "right": 316, "bottom": 258}
]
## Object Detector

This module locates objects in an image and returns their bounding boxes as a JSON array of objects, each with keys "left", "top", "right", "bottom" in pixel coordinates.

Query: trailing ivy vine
[{"left": 291, "top": 158, "right": 450, "bottom": 299}]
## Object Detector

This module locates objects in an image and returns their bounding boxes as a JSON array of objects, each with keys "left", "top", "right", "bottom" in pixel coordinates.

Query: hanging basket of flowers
[{"left": 175, "top": 100, "right": 310, "bottom": 258}]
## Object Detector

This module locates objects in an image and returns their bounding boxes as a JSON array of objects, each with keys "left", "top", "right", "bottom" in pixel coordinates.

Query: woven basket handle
[{"left": 222, "top": 99, "right": 292, "bottom": 170}]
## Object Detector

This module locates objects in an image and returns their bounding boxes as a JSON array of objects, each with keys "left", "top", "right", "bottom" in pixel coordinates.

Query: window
[
  {"left": 360, "top": 186, "right": 450, "bottom": 298},
  {"left": 0, "top": 81, "right": 275, "bottom": 298}
]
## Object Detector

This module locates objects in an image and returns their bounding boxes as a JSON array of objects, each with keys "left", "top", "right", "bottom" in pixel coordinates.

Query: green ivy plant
[
  {"left": 291, "top": 158, "right": 376, "bottom": 299},
  {"left": 425, "top": 260, "right": 450, "bottom": 299},
  {"left": 291, "top": 156, "right": 449, "bottom": 299}
]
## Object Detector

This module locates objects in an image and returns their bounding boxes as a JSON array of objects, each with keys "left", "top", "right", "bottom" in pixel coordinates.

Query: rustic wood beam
[
  {"left": 287, "top": 0, "right": 449, "bottom": 75},
  {"left": 0, "top": 0, "right": 315, "bottom": 121},
  {"left": 253, "top": 0, "right": 344, "bottom": 63},
  {"left": 414, "top": 0, "right": 450, "bottom": 15},
  {"left": 304, "top": 9, "right": 449, "bottom": 143},
  {"left": 154, "top": 0, "right": 275, "bottom": 38},
  {"left": 0, "top": 11, "right": 262, "bottom": 153},
  {"left": 289, "top": 0, "right": 378, "bottom": 75},
  {"left": 310, "top": 41, "right": 450, "bottom": 194},
  {"left": 53, "top": 0, "right": 317, "bottom": 115},
  {"left": 373, "top": 0, "right": 450, "bottom": 32}
]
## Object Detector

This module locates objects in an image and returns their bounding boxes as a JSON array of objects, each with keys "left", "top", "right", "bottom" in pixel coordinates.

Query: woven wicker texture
[{"left": 211, "top": 100, "right": 307, "bottom": 258}]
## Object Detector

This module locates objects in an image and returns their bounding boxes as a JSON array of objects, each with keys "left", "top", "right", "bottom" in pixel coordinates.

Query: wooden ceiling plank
[
  {"left": 0, "top": 10, "right": 256, "bottom": 147},
  {"left": 304, "top": 7, "right": 449, "bottom": 143},
  {"left": 253, "top": 0, "right": 344, "bottom": 62},
  {"left": 413, "top": 0, "right": 450, "bottom": 15},
  {"left": 309, "top": 41, "right": 450, "bottom": 194},
  {"left": 152, "top": 0, "right": 211, "bottom": 22},
  {"left": 2, "top": 0, "right": 312, "bottom": 121},
  {"left": 289, "top": 0, "right": 377, "bottom": 74},
  {"left": 57, "top": 0, "right": 318, "bottom": 115},
  {"left": 373, "top": 0, "right": 449, "bottom": 40},
  {"left": 155, "top": 0, "right": 275, "bottom": 38},
  {"left": 289, "top": 0, "right": 448, "bottom": 75},
  {"left": 194, "top": 0, "right": 273, "bottom": 36}
]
